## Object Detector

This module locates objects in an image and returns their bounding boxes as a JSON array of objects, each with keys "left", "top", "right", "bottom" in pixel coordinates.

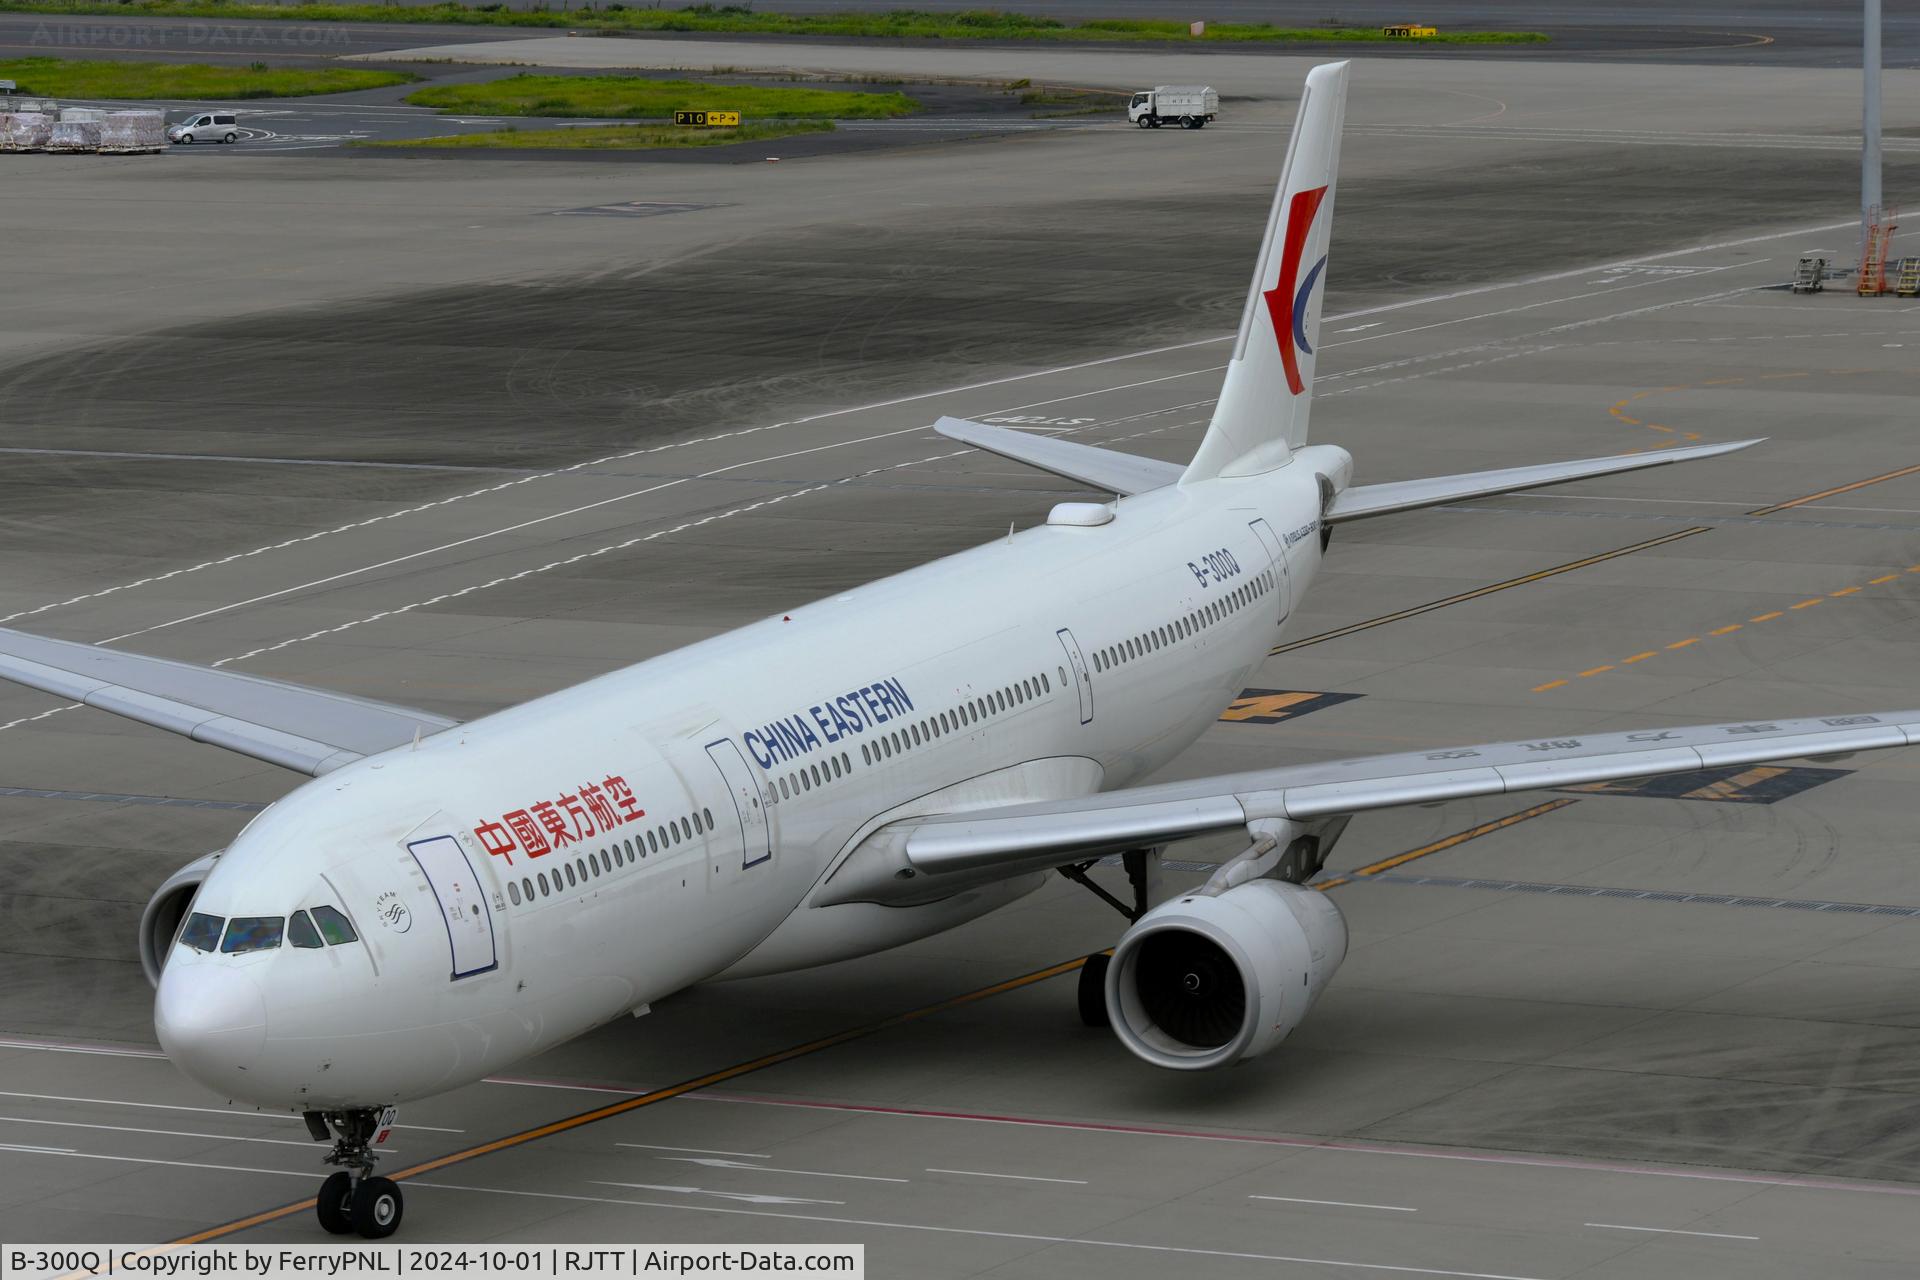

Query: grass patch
[
  {"left": 406, "top": 75, "right": 915, "bottom": 119},
  {"left": 357, "top": 118, "right": 833, "bottom": 149},
  {"left": 0, "top": 3, "right": 1549, "bottom": 45},
  {"left": 0, "top": 55, "right": 414, "bottom": 99}
]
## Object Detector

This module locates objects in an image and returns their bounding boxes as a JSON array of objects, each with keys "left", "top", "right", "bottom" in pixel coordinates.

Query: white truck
[{"left": 1128, "top": 85, "right": 1218, "bottom": 130}]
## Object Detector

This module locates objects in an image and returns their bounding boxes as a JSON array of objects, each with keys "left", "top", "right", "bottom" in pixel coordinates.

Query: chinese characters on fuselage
[{"left": 473, "top": 775, "right": 644, "bottom": 865}]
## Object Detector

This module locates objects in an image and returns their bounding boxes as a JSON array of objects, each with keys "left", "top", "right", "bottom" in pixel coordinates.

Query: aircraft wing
[
  {"left": 1325, "top": 438, "right": 1760, "bottom": 523},
  {"left": 842, "top": 711, "right": 1916, "bottom": 891},
  {"left": 0, "top": 626, "right": 459, "bottom": 776},
  {"left": 934, "top": 416, "right": 1183, "bottom": 496}
]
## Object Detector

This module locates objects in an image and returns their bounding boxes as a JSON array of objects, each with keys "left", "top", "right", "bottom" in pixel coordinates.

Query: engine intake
[
  {"left": 139, "top": 851, "right": 221, "bottom": 987},
  {"left": 1106, "top": 879, "right": 1346, "bottom": 1070}
]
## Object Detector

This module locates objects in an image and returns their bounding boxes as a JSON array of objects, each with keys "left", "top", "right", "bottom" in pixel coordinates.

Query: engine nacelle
[
  {"left": 1106, "top": 879, "right": 1347, "bottom": 1070},
  {"left": 138, "top": 851, "right": 222, "bottom": 988}
]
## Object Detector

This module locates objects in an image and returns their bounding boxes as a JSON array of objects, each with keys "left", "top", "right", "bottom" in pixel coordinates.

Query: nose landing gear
[{"left": 306, "top": 1107, "right": 405, "bottom": 1238}]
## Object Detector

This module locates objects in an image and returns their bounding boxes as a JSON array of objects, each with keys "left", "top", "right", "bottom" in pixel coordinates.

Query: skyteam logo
[{"left": 1260, "top": 184, "right": 1329, "bottom": 396}]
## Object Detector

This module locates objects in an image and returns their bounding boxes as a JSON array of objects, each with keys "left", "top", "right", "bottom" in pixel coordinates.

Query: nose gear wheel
[{"left": 310, "top": 1108, "right": 406, "bottom": 1238}]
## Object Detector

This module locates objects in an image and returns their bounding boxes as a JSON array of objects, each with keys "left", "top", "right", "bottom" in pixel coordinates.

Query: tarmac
[{"left": 2, "top": 38, "right": 1920, "bottom": 1279}]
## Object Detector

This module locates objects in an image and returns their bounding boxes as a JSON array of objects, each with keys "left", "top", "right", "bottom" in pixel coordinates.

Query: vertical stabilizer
[{"left": 1182, "top": 61, "right": 1349, "bottom": 483}]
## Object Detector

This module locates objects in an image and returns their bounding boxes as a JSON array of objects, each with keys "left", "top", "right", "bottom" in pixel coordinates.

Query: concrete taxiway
[{"left": 1, "top": 40, "right": 1919, "bottom": 1280}]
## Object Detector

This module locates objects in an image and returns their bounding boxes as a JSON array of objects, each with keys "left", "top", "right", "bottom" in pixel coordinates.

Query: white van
[{"left": 167, "top": 111, "right": 239, "bottom": 145}]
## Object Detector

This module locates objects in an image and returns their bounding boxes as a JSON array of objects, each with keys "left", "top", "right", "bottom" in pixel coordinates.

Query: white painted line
[
  {"left": 1252, "top": 1194, "right": 1417, "bottom": 1213},
  {"left": 661, "top": 1156, "right": 908, "bottom": 1183},
  {"left": 618, "top": 1143, "right": 770, "bottom": 1159},
  {"left": 412, "top": 1179, "right": 1555, "bottom": 1280},
  {"left": 594, "top": 1181, "right": 843, "bottom": 1207},
  {"left": 484, "top": 1076, "right": 648, "bottom": 1095},
  {"left": 0, "top": 1115, "right": 349, "bottom": 1149},
  {"left": 0, "top": 216, "right": 1835, "bottom": 652},
  {"left": 2, "top": 1146, "right": 318, "bottom": 1178},
  {"left": 926, "top": 1167, "right": 1089, "bottom": 1185},
  {"left": 683, "top": 1094, "right": 1920, "bottom": 1200},
  {"left": 1585, "top": 1223, "right": 1759, "bottom": 1242},
  {"left": 0, "top": 1037, "right": 165, "bottom": 1059},
  {"left": 0, "top": 1090, "right": 462, "bottom": 1132}
]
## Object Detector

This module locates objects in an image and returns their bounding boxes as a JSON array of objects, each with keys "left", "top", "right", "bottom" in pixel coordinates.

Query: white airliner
[{"left": 2, "top": 62, "right": 1914, "bottom": 1239}]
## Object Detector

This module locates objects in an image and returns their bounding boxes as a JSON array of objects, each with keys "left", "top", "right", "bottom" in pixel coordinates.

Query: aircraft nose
[{"left": 154, "top": 963, "right": 268, "bottom": 1092}]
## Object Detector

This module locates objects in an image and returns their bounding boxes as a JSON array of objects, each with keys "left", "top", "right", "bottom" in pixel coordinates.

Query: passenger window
[
  {"left": 801, "top": 771, "right": 811, "bottom": 792},
  {"left": 565, "top": 863, "right": 577, "bottom": 887},
  {"left": 311, "top": 905, "right": 358, "bottom": 944},
  {"left": 507, "top": 882, "right": 522, "bottom": 907},
  {"left": 522, "top": 877, "right": 534, "bottom": 900},
  {"left": 221, "top": 916, "right": 283, "bottom": 955},
  {"left": 704, "top": 807, "right": 714, "bottom": 827},
  {"left": 179, "top": 911, "right": 224, "bottom": 953},
  {"left": 624, "top": 838, "right": 635, "bottom": 862},
  {"left": 538, "top": 871, "right": 550, "bottom": 895},
  {"left": 647, "top": 829, "right": 659, "bottom": 853}
]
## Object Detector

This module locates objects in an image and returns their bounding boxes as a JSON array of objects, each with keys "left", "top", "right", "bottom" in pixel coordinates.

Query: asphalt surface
[
  {"left": 3, "top": 46, "right": 1920, "bottom": 1278},
  {"left": 3, "top": 1, "right": 1916, "bottom": 67}
]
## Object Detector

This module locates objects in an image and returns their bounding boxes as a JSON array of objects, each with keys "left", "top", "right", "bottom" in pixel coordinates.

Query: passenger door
[
  {"left": 1247, "top": 518, "right": 1293, "bottom": 624},
  {"left": 705, "top": 738, "right": 772, "bottom": 871},
  {"left": 404, "top": 833, "right": 498, "bottom": 980},
  {"left": 1056, "top": 628, "right": 1093, "bottom": 724}
]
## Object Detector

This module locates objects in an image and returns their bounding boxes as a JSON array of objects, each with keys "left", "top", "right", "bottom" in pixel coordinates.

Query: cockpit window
[
  {"left": 179, "top": 912, "right": 224, "bottom": 953},
  {"left": 221, "top": 916, "right": 283, "bottom": 954},
  {"left": 287, "top": 910, "right": 323, "bottom": 949},
  {"left": 310, "top": 905, "right": 358, "bottom": 945}
]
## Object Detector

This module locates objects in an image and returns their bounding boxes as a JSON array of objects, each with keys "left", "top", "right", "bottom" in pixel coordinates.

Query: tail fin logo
[{"left": 1260, "top": 184, "right": 1329, "bottom": 396}]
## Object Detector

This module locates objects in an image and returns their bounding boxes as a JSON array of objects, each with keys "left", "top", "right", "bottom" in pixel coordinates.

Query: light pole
[{"left": 1864, "top": 0, "right": 1882, "bottom": 256}]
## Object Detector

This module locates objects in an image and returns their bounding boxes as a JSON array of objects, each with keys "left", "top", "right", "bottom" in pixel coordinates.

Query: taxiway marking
[
  {"left": 406, "top": 1179, "right": 1556, "bottom": 1280},
  {"left": 1586, "top": 1222, "right": 1758, "bottom": 1242},
  {"left": 170, "top": 952, "right": 1093, "bottom": 1243},
  {"left": 0, "top": 226, "right": 1833, "bottom": 651},
  {"left": 0, "top": 1090, "right": 460, "bottom": 1130},
  {"left": 926, "top": 1167, "right": 1089, "bottom": 1185},
  {"left": 661, "top": 1156, "right": 907, "bottom": 1183},
  {"left": 1252, "top": 1194, "right": 1418, "bottom": 1212},
  {"left": 1312, "top": 799, "right": 1578, "bottom": 890},
  {"left": 616, "top": 1142, "right": 769, "bottom": 1159},
  {"left": 0, "top": 1115, "right": 360, "bottom": 1149}
]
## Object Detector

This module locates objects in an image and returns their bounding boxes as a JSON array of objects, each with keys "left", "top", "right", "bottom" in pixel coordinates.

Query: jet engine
[
  {"left": 139, "top": 851, "right": 221, "bottom": 987},
  {"left": 1105, "top": 879, "right": 1346, "bottom": 1071}
]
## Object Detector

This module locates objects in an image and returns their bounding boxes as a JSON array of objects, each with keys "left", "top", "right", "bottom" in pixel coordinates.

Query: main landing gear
[
  {"left": 306, "top": 1107, "right": 404, "bottom": 1238},
  {"left": 1058, "top": 848, "right": 1161, "bottom": 1029}
]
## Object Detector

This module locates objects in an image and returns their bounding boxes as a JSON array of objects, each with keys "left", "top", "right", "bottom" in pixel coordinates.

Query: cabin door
[
  {"left": 1056, "top": 627, "right": 1093, "bottom": 724},
  {"left": 706, "top": 737, "right": 773, "bottom": 871},
  {"left": 1247, "top": 518, "right": 1293, "bottom": 624},
  {"left": 404, "top": 833, "right": 499, "bottom": 980}
]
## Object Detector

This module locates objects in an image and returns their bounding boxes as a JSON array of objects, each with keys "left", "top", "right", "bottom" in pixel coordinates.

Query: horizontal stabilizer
[
  {"left": 1326, "top": 438, "right": 1761, "bottom": 524},
  {"left": 935, "top": 417, "right": 1182, "bottom": 496},
  {"left": 0, "top": 626, "right": 459, "bottom": 776}
]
